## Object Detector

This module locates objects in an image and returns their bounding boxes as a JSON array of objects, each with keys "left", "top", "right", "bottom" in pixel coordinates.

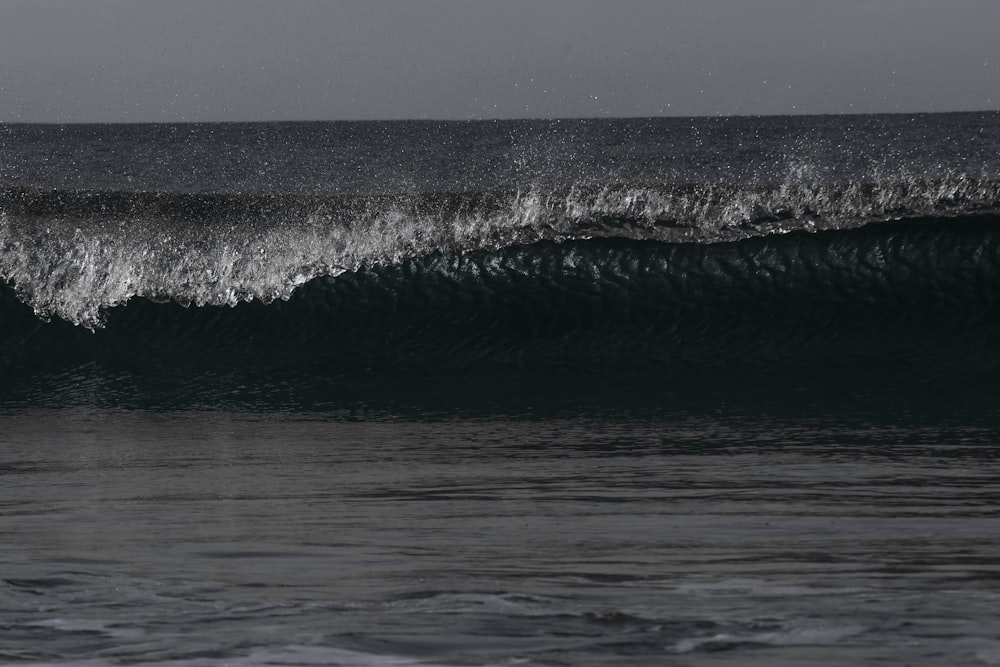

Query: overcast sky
[{"left": 0, "top": 0, "right": 997, "bottom": 122}]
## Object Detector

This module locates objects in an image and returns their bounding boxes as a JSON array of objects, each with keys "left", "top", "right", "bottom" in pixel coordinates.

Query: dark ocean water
[{"left": 2, "top": 114, "right": 1000, "bottom": 666}]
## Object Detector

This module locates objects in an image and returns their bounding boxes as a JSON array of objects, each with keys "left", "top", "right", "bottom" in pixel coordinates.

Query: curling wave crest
[{"left": 1, "top": 175, "right": 999, "bottom": 328}]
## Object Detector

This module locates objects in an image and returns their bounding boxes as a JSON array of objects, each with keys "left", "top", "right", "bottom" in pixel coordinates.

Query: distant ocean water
[{"left": 2, "top": 114, "right": 1000, "bottom": 666}]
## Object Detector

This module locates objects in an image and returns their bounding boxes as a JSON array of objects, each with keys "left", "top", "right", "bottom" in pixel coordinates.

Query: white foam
[{"left": 4, "top": 175, "right": 998, "bottom": 328}]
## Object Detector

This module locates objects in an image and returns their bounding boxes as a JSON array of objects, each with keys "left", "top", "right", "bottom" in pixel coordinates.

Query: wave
[
  {"left": 3, "top": 213, "right": 1000, "bottom": 369},
  {"left": 3, "top": 208, "right": 1000, "bottom": 412},
  {"left": 2, "top": 176, "right": 999, "bottom": 328}
]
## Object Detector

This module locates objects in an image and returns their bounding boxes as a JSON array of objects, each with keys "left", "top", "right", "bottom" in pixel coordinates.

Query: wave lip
[{"left": 1, "top": 176, "right": 1000, "bottom": 328}]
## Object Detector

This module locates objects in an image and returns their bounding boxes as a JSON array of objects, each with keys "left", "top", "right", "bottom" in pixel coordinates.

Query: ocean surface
[{"left": 2, "top": 113, "right": 1000, "bottom": 666}]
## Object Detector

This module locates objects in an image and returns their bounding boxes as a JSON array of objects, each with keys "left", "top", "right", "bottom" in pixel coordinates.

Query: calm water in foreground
[{"left": 3, "top": 405, "right": 1000, "bottom": 666}]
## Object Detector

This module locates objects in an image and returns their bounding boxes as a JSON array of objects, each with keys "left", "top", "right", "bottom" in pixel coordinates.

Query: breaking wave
[{"left": 1, "top": 176, "right": 998, "bottom": 329}]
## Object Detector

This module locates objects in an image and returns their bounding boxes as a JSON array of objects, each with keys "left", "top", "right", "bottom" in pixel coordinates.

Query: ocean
[{"left": 2, "top": 113, "right": 1000, "bottom": 666}]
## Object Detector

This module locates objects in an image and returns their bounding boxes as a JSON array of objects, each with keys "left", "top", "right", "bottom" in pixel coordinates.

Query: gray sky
[{"left": 1, "top": 0, "right": 998, "bottom": 122}]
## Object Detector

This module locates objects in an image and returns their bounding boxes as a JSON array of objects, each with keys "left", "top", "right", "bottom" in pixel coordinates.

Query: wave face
[
  {"left": 3, "top": 212, "right": 1000, "bottom": 407},
  {"left": 2, "top": 114, "right": 1000, "bottom": 412}
]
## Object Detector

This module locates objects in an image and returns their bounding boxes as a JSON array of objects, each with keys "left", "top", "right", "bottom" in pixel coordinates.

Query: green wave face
[{"left": 3, "top": 215, "right": 1000, "bottom": 415}]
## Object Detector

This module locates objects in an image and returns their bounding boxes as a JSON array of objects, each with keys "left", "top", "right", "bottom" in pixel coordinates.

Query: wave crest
[{"left": 1, "top": 176, "right": 999, "bottom": 328}]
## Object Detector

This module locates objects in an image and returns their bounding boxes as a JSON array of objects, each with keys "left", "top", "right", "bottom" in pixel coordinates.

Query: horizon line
[{"left": 2, "top": 109, "right": 998, "bottom": 126}]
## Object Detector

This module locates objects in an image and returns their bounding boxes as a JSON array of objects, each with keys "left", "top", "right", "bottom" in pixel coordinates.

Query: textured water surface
[{"left": 3, "top": 410, "right": 1000, "bottom": 666}]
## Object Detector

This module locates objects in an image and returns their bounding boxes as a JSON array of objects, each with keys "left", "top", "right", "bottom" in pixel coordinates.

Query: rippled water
[{"left": 3, "top": 408, "right": 1000, "bottom": 666}]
